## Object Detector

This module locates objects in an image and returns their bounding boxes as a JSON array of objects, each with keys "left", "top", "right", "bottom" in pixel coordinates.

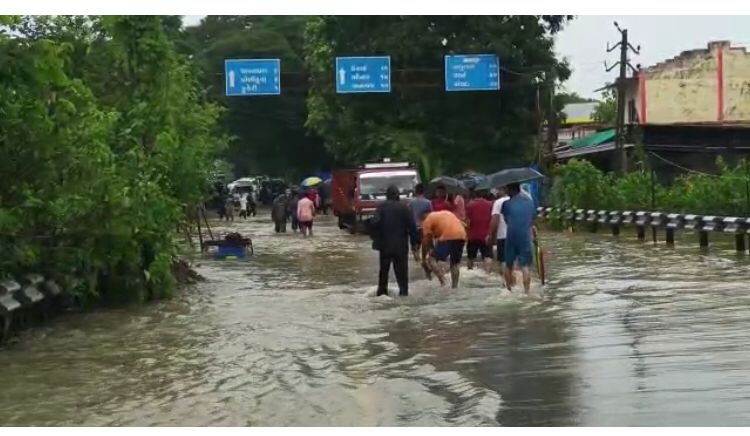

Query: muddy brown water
[{"left": 2, "top": 214, "right": 750, "bottom": 425}]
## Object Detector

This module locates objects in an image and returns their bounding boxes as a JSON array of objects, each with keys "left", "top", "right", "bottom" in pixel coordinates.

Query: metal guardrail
[
  {"left": 537, "top": 207, "right": 750, "bottom": 253},
  {"left": 0, "top": 275, "right": 64, "bottom": 345}
]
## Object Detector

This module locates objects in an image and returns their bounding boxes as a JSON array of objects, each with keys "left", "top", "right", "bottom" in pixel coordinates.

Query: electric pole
[{"left": 606, "top": 21, "right": 640, "bottom": 175}]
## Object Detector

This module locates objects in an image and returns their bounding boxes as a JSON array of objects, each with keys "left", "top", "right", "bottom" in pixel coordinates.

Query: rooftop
[{"left": 595, "top": 40, "right": 749, "bottom": 92}]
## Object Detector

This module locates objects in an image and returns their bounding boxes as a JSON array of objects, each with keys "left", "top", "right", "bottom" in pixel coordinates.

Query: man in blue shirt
[
  {"left": 500, "top": 182, "right": 537, "bottom": 294},
  {"left": 408, "top": 183, "right": 432, "bottom": 233}
]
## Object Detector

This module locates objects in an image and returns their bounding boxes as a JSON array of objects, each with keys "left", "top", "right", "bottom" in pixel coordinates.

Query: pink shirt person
[
  {"left": 452, "top": 194, "right": 466, "bottom": 222},
  {"left": 297, "top": 196, "right": 316, "bottom": 223}
]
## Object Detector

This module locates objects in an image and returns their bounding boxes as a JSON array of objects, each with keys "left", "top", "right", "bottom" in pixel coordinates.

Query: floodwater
[{"left": 2, "top": 214, "right": 750, "bottom": 426}]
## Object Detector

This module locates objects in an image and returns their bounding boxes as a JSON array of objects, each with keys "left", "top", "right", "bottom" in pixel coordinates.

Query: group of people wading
[
  {"left": 368, "top": 182, "right": 537, "bottom": 297},
  {"left": 270, "top": 188, "right": 319, "bottom": 237}
]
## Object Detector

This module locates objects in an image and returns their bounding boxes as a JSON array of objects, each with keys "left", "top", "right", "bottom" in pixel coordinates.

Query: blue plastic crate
[{"left": 216, "top": 244, "right": 247, "bottom": 259}]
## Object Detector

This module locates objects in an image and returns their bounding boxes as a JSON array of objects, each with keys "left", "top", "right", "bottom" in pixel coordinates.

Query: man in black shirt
[{"left": 369, "top": 185, "right": 420, "bottom": 297}]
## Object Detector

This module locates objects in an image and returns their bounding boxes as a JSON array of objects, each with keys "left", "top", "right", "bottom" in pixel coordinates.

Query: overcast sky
[
  {"left": 184, "top": 15, "right": 750, "bottom": 99},
  {"left": 555, "top": 15, "right": 750, "bottom": 98}
]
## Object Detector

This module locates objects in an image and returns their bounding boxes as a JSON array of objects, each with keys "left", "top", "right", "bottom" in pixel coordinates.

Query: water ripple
[{"left": 2, "top": 217, "right": 750, "bottom": 425}]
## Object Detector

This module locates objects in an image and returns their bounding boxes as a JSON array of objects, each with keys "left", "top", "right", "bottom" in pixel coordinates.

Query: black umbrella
[
  {"left": 458, "top": 173, "right": 487, "bottom": 190},
  {"left": 427, "top": 176, "right": 467, "bottom": 195},
  {"left": 477, "top": 167, "right": 545, "bottom": 190}
]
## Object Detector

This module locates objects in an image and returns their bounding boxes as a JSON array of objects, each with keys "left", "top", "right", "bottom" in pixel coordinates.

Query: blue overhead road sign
[
  {"left": 225, "top": 59, "right": 281, "bottom": 96},
  {"left": 335, "top": 56, "right": 391, "bottom": 93},
  {"left": 444, "top": 54, "right": 500, "bottom": 92}
]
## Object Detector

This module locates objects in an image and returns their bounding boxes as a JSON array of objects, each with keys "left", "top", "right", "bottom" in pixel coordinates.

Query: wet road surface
[{"left": 2, "top": 214, "right": 750, "bottom": 425}]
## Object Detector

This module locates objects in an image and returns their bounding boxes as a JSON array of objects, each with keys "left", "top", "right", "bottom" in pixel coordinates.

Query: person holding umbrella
[
  {"left": 431, "top": 185, "right": 453, "bottom": 213},
  {"left": 429, "top": 177, "right": 469, "bottom": 220}
]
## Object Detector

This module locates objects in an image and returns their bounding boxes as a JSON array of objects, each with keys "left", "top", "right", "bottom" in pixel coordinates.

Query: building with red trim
[
  {"left": 629, "top": 40, "right": 749, "bottom": 125},
  {"left": 555, "top": 40, "right": 750, "bottom": 178}
]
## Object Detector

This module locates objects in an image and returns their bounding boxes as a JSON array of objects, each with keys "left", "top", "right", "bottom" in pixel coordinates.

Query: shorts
[
  {"left": 466, "top": 239, "right": 492, "bottom": 260},
  {"left": 432, "top": 239, "right": 465, "bottom": 266},
  {"left": 299, "top": 221, "right": 313, "bottom": 231},
  {"left": 496, "top": 239, "right": 506, "bottom": 262},
  {"left": 504, "top": 233, "right": 533, "bottom": 269}
]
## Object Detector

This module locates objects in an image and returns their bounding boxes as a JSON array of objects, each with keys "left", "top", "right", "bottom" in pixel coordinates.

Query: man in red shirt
[
  {"left": 431, "top": 185, "right": 454, "bottom": 213},
  {"left": 464, "top": 188, "right": 493, "bottom": 270}
]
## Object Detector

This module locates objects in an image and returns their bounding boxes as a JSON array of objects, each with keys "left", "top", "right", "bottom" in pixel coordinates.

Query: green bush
[
  {"left": 550, "top": 157, "right": 750, "bottom": 217},
  {"left": 550, "top": 158, "right": 617, "bottom": 210},
  {"left": 663, "top": 157, "right": 749, "bottom": 216},
  {"left": 0, "top": 16, "right": 227, "bottom": 305}
]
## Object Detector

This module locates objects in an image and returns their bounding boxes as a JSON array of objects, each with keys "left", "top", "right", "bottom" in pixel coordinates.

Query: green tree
[
  {"left": 304, "top": 16, "right": 573, "bottom": 178},
  {"left": 181, "top": 16, "right": 334, "bottom": 180},
  {"left": 555, "top": 91, "right": 595, "bottom": 105},
  {"left": 593, "top": 88, "right": 616, "bottom": 126},
  {"left": 1, "top": 15, "right": 227, "bottom": 304}
]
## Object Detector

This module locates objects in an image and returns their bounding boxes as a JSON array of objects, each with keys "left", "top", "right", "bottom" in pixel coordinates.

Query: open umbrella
[
  {"left": 428, "top": 176, "right": 467, "bottom": 195},
  {"left": 300, "top": 176, "right": 322, "bottom": 187},
  {"left": 477, "top": 167, "right": 544, "bottom": 190},
  {"left": 458, "top": 173, "right": 487, "bottom": 190}
]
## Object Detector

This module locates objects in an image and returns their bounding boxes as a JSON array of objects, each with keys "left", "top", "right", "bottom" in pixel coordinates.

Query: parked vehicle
[
  {"left": 228, "top": 177, "right": 261, "bottom": 204},
  {"left": 331, "top": 159, "right": 420, "bottom": 234}
]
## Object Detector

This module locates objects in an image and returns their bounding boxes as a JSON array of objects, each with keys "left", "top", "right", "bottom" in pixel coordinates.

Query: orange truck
[{"left": 331, "top": 160, "right": 421, "bottom": 234}]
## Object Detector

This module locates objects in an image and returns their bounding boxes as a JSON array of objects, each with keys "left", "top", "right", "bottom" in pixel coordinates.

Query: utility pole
[
  {"left": 606, "top": 22, "right": 640, "bottom": 175},
  {"left": 543, "top": 76, "right": 558, "bottom": 173}
]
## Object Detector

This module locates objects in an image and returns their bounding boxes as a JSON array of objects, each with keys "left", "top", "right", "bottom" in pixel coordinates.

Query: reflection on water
[{"left": 2, "top": 216, "right": 750, "bottom": 425}]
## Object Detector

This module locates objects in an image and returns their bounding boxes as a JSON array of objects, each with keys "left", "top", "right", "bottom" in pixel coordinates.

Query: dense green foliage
[
  {"left": 177, "top": 16, "right": 576, "bottom": 179},
  {"left": 1, "top": 14, "right": 579, "bottom": 305},
  {"left": 180, "top": 16, "right": 334, "bottom": 179},
  {"left": 592, "top": 89, "right": 616, "bottom": 126},
  {"left": 556, "top": 92, "right": 596, "bottom": 106},
  {"left": 0, "top": 15, "right": 227, "bottom": 304},
  {"left": 304, "top": 16, "right": 573, "bottom": 179},
  {"left": 550, "top": 158, "right": 750, "bottom": 216}
]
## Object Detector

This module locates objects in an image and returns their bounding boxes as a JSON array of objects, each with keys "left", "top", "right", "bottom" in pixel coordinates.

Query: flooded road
[{"left": 3, "top": 214, "right": 750, "bottom": 426}]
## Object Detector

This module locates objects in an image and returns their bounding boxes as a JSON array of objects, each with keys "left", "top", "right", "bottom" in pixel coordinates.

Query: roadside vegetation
[
  {"left": 550, "top": 158, "right": 750, "bottom": 217},
  {"left": 0, "top": 16, "right": 227, "bottom": 305}
]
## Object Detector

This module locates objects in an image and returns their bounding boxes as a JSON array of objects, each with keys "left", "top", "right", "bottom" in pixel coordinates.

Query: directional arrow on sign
[
  {"left": 335, "top": 56, "right": 390, "bottom": 94},
  {"left": 225, "top": 59, "right": 281, "bottom": 96}
]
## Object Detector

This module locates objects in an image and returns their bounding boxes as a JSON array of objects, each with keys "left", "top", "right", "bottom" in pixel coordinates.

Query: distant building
[
  {"left": 625, "top": 40, "right": 750, "bottom": 125},
  {"left": 554, "top": 40, "right": 750, "bottom": 178},
  {"left": 553, "top": 102, "right": 613, "bottom": 165},
  {"left": 557, "top": 102, "right": 601, "bottom": 144}
]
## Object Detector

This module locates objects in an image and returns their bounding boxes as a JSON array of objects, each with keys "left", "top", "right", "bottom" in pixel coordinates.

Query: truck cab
[{"left": 332, "top": 160, "right": 420, "bottom": 234}]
